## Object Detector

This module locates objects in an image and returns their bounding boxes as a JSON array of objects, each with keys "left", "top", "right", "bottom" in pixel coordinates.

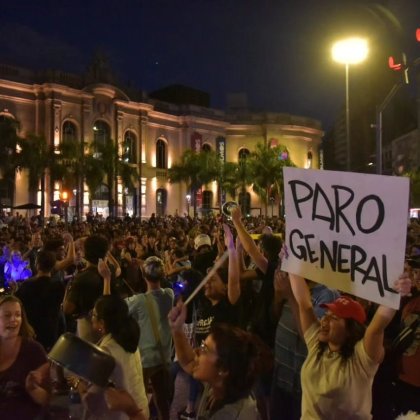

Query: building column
[{"left": 138, "top": 113, "right": 148, "bottom": 218}]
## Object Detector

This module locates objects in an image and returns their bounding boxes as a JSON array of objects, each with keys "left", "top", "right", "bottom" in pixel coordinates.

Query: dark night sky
[{"left": 0, "top": 0, "right": 419, "bottom": 129}]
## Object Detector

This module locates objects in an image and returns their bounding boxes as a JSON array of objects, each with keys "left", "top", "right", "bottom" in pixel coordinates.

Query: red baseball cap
[{"left": 321, "top": 296, "right": 366, "bottom": 325}]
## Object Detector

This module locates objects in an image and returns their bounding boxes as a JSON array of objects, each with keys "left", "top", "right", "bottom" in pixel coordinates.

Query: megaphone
[{"left": 222, "top": 201, "right": 238, "bottom": 218}]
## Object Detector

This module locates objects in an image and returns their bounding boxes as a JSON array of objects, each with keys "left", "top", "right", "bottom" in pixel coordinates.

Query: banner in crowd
[
  {"left": 216, "top": 137, "right": 226, "bottom": 205},
  {"left": 281, "top": 167, "right": 409, "bottom": 309}
]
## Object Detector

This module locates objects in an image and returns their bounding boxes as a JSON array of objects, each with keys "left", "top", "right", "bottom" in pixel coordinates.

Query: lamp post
[
  {"left": 186, "top": 194, "right": 191, "bottom": 217},
  {"left": 332, "top": 38, "right": 368, "bottom": 171},
  {"left": 61, "top": 190, "right": 69, "bottom": 225}
]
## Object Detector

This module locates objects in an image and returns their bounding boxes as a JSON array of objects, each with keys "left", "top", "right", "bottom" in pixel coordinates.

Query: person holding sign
[{"left": 288, "top": 270, "right": 411, "bottom": 419}]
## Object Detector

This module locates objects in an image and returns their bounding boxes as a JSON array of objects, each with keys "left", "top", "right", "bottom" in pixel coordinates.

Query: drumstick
[{"left": 184, "top": 250, "right": 229, "bottom": 306}]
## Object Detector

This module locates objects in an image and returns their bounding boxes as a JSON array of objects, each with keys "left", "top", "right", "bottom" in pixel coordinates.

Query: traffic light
[{"left": 388, "top": 53, "right": 409, "bottom": 84}]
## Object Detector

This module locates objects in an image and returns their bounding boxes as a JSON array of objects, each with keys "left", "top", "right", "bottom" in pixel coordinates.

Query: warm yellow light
[
  {"left": 332, "top": 38, "right": 368, "bottom": 65},
  {"left": 61, "top": 191, "right": 68, "bottom": 201}
]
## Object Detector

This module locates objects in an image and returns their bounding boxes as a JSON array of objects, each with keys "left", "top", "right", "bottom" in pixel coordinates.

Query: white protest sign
[{"left": 282, "top": 167, "right": 409, "bottom": 309}]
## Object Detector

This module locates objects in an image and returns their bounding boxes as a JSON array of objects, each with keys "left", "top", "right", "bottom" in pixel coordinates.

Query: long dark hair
[
  {"left": 94, "top": 295, "right": 139, "bottom": 353},
  {"left": 317, "top": 318, "right": 366, "bottom": 361},
  {"left": 210, "top": 323, "right": 272, "bottom": 405}
]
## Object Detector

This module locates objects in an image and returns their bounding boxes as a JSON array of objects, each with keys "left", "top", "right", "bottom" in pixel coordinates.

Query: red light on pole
[
  {"left": 416, "top": 28, "right": 420, "bottom": 42},
  {"left": 388, "top": 56, "right": 402, "bottom": 71}
]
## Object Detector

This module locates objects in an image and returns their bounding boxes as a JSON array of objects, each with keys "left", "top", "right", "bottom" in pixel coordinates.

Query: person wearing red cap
[{"left": 288, "top": 272, "right": 412, "bottom": 419}]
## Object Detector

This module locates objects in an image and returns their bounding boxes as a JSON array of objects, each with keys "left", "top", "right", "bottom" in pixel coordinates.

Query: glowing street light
[
  {"left": 61, "top": 190, "right": 69, "bottom": 224},
  {"left": 332, "top": 37, "right": 368, "bottom": 171},
  {"left": 186, "top": 194, "right": 191, "bottom": 217}
]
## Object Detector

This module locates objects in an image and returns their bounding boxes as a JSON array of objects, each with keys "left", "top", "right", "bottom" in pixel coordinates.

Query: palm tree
[
  {"left": 0, "top": 117, "right": 21, "bottom": 206},
  {"left": 248, "top": 143, "right": 295, "bottom": 216},
  {"left": 405, "top": 168, "right": 420, "bottom": 208},
  {"left": 17, "top": 134, "right": 62, "bottom": 219},
  {"left": 169, "top": 149, "right": 220, "bottom": 216},
  {"left": 219, "top": 161, "right": 240, "bottom": 203},
  {"left": 90, "top": 139, "right": 138, "bottom": 217},
  {"left": 55, "top": 137, "right": 86, "bottom": 215},
  {"left": 84, "top": 154, "right": 105, "bottom": 211}
]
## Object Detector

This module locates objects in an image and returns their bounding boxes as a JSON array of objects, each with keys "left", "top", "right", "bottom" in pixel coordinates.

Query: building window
[
  {"left": 93, "top": 183, "right": 109, "bottom": 200},
  {"left": 62, "top": 121, "right": 77, "bottom": 143},
  {"left": 201, "top": 143, "right": 211, "bottom": 152},
  {"left": 93, "top": 121, "right": 111, "bottom": 146},
  {"left": 156, "top": 139, "right": 167, "bottom": 169},
  {"left": 238, "top": 148, "right": 250, "bottom": 161},
  {"left": 0, "top": 179, "right": 13, "bottom": 207},
  {"left": 156, "top": 188, "right": 167, "bottom": 216},
  {"left": 123, "top": 131, "right": 136, "bottom": 163},
  {"left": 202, "top": 191, "right": 213, "bottom": 209}
]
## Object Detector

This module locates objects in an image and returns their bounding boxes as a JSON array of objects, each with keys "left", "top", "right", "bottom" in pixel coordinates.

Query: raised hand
[
  {"left": 168, "top": 302, "right": 187, "bottom": 331},
  {"left": 393, "top": 272, "right": 413, "bottom": 297},
  {"left": 222, "top": 223, "right": 234, "bottom": 249},
  {"left": 98, "top": 258, "right": 111, "bottom": 280}
]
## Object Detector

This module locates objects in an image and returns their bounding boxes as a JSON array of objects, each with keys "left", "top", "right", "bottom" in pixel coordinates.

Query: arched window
[
  {"left": 62, "top": 121, "right": 77, "bottom": 143},
  {"left": 156, "top": 188, "right": 167, "bottom": 216},
  {"left": 93, "top": 184, "right": 109, "bottom": 200},
  {"left": 156, "top": 139, "right": 167, "bottom": 169},
  {"left": 123, "top": 131, "right": 136, "bottom": 163},
  {"left": 238, "top": 148, "right": 250, "bottom": 161},
  {"left": 0, "top": 115, "right": 19, "bottom": 161},
  {"left": 202, "top": 191, "right": 213, "bottom": 209},
  {"left": 93, "top": 121, "right": 110, "bottom": 146},
  {"left": 0, "top": 179, "right": 13, "bottom": 207},
  {"left": 201, "top": 143, "right": 211, "bottom": 152}
]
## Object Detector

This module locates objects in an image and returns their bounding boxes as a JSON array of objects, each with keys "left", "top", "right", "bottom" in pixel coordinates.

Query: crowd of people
[{"left": 0, "top": 209, "right": 418, "bottom": 420}]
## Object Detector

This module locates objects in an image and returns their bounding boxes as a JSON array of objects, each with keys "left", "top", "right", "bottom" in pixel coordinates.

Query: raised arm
[
  {"left": 289, "top": 273, "right": 318, "bottom": 334},
  {"left": 98, "top": 258, "right": 112, "bottom": 295},
  {"left": 364, "top": 273, "right": 412, "bottom": 363},
  {"left": 231, "top": 206, "right": 268, "bottom": 273},
  {"left": 55, "top": 233, "right": 75, "bottom": 271},
  {"left": 223, "top": 223, "right": 240, "bottom": 305},
  {"left": 168, "top": 304, "right": 196, "bottom": 375},
  {"left": 106, "top": 251, "right": 121, "bottom": 278}
]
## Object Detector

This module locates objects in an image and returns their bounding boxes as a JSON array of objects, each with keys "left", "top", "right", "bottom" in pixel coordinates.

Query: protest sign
[{"left": 281, "top": 167, "right": 409, "bottom": 309}]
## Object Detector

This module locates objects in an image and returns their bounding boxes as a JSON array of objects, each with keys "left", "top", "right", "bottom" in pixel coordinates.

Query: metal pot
[{"left": 48, "top": 333, "right": 115, "bottom": 387}]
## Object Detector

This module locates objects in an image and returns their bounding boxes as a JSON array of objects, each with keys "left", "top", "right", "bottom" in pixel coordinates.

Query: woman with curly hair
[{"left": 168, "top": 303, "right": 271, "bottom": 419}]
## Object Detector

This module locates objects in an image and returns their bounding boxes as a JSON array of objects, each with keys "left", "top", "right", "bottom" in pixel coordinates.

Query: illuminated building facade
[{"left": 0, "top": 63, "right": 323, "bottom": 218}]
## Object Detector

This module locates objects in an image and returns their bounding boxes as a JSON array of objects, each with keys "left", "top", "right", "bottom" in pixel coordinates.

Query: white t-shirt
[
  {"left": 83, "top": 334, "right": 149, "bottom": 420},
  {"left": 300, "top": 322, "right": 379, "bottom": 420}
]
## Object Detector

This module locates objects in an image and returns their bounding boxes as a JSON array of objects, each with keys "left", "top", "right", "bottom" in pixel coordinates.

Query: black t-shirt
[
  {"left": 248, "top": 258, "right": 279, "bottom": 346},
  {"left": 66, "top": 266, "right": 115, "bottom": 317},
  {"left": 194, "top": 297, "right": 239, "bottom": 345},
  {"left": 16, "top": 275, "right": 65, "bottom": 350}
]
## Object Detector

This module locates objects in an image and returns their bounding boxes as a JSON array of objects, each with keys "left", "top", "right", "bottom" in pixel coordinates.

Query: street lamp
[
  {"left": 61, "top": 190, "right": 69, "bottom": 225},
  {"left": 332, "top": 37, "right": 368, "bottom": 171},
  {"left": 186, "top": 194, "right": 191, "bottom": 217}
]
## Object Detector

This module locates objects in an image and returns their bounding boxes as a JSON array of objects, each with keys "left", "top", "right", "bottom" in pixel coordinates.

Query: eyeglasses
[{"left": 198, "top": 340, "right": 217, "bottom": 356}]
